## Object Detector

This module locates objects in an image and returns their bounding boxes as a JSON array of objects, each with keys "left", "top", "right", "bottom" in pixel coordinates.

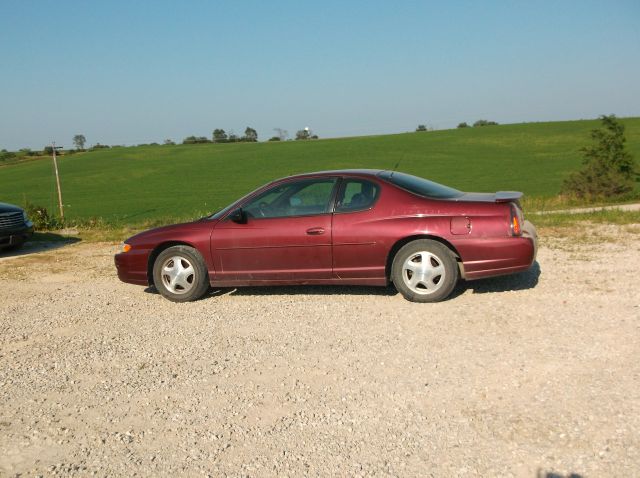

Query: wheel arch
[
  {"left": 147, "top": 241, "right": 197, "bottom": 286},
  {"left": 385, "top": 234, "right": 464, "bottom": 282}
]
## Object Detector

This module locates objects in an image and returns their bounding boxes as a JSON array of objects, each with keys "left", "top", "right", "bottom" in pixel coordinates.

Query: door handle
[{"left": 306, "top": 227, "right": 325, "bottom": 235}]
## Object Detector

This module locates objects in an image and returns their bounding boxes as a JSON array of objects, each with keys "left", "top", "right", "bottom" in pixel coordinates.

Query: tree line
[
  {"left": 0, "top": 135, "right": 110, "bottom": 161},
  {"left": 1, "top": 126, "right": 323, "bottom": 160},
  {"left": 183, "top": 127, "right": 258, "bottom": 144},
  {"left": 415, "top": 120, "right": 499, "bottom": 132},
  {"left": 182, "top": 127, "right": 319, "bottom": 144}
]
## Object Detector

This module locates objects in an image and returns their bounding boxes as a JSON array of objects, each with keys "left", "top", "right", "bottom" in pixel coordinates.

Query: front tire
[
  {"left": 391, "top": 239, "right": 458, "bottom": 303},
  {"left": 152, "top": 245, "right": 210, "bottom": 302}
]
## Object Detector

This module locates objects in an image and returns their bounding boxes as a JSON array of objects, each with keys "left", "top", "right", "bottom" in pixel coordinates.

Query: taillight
[{"left": 510, "top": 203, "right": 523, "bottom": 236}]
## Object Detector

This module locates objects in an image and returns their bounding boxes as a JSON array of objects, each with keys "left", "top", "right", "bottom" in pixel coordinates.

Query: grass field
[{"left": 1, "top": 118, "right": 639, "bottom": 227}]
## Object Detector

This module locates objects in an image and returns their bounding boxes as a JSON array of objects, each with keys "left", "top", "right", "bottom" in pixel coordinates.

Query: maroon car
[{"left": 115, "top": 170, "right": 537, "bottom": 302}]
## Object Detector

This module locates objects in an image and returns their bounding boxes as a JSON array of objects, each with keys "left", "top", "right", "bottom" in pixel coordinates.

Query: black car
[{"left": 0, "top": 202, "right": 34, "bottom": 251}]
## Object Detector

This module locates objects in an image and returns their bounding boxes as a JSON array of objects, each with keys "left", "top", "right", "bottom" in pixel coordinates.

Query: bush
[
  {"left": 473, "top": 119, "right": 498, "bottom": 127},
  {"left": 183, "top": 136, "right": 211, "bottom": 144},
  {"left": 212, "top": 129, "right": 228, "bottom": 143},
  {"left": 457, "top": 122, "right": 469, "bottom": 128},
  {"left": 243, "top": 127, "right": 258, "bottom": 142},
  {"left": 268, "top": 136, "right": 281, "bottom": 141},
  {"left": 18, "top": 148, "right": 38, "bottom": 157},
  {"left": 0, "top": 149, "right": 16, "bottom": 161},
  {"left": 23, "top": 202, "right": 63, "bottom": 230},
  {"left": 562, "top": 115, "right": 638, "bottom": 199}
]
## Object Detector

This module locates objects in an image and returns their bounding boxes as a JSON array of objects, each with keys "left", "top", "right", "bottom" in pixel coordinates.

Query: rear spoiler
[
  {"left": 495, "top": 191, "right": 523, "bottom": 203},
  {"left": 452, "top": 191, "right": 524, "bottom": 206}
]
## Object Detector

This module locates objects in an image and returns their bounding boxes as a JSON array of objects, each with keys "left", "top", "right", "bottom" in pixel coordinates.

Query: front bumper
[
  {"left": 0, "top": 224, "right": 34, "bottom": 248},
  {"left": 114, "top": 248, "right": 151, "bottom": 285}
]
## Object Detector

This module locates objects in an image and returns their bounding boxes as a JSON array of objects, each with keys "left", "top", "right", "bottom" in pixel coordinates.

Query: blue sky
[{"left": 1, "top": 0, "right": 639, "bottom": 150}]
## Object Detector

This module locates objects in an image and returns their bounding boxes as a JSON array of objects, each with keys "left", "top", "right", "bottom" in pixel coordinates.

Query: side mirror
[{"left": 228, "top": 208, "right": 247, "bottom": 224}]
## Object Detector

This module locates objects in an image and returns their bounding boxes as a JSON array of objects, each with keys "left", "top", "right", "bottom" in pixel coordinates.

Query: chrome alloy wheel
[
  {"left": 161, "top": 255, "right": 196, "bottom": 294},
  {"left": 401, "top": 251, "right": 446, "bottom": 295}
]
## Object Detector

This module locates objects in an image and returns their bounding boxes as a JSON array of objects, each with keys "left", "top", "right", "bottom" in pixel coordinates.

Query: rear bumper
[
  {"left": 460, "top": 220, "right": 538, "bottom": 280},
  {"left": 524, "top": 220, "right": 538, "bottom": 262},
  {"left": 114, "top": 249, "right": 150, "bottom": 285},
  {"left": 0, "top": 225, "right": 34, "bottom": 248}
]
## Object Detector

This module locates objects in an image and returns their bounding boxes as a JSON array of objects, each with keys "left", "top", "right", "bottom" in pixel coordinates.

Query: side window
[
  {"left": 243, "top": 178, "right": 337, "bottom": 219},
  {"left": 336, "top": 179, "right": 380, "bottom": 212}
]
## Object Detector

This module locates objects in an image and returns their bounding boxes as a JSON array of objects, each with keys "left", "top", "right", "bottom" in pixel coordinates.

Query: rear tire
[
  {"left": 391, "top": 239, "right": 458, "bottom": 303},
  {"left": 152, "top": 245, "right": 210, "bottom": 302}
]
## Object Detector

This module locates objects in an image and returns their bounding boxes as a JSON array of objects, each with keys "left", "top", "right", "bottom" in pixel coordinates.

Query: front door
[{"left": 211, "top": 177, "right": 338, "bottom": 282}]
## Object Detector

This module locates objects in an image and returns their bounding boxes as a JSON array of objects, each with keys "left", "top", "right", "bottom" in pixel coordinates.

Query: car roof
[{"left": 276, "top": 169, "right": 385, "bottom": 182}]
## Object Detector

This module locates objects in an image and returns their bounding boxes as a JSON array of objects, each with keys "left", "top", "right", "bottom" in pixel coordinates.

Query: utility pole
[{"left": 51, "top": 142, "right": 64, "bottom": 220}]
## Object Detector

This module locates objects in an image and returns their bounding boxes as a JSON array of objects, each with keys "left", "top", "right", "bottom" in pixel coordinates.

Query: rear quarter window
[
  {"left": 335, "top": 179, "right": 380, "bottom": 212},
  {"left": 377, "top": 171, "right": 463, "bottom": 199}
]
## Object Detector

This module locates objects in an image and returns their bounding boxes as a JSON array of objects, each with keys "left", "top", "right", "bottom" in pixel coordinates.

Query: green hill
[{"left": 1, "top": 118, "right": 639, "bottom": 226}]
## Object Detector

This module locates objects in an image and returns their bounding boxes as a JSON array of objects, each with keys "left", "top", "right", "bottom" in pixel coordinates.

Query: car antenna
[{"left": 389, "top": 157, "right": 403, "bottom": 178}]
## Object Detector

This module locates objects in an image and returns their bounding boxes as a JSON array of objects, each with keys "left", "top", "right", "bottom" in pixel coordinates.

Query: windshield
[{"left": 377, "top": 171, "right": 463, "bottom": 199}]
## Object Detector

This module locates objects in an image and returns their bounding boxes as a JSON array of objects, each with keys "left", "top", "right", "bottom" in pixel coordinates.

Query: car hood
[
  {"left": 0, "top": 202, "right": 24, "bottom": 213},
  {"left": 126, "top": 218, "right": 219, "bottom": 243}
]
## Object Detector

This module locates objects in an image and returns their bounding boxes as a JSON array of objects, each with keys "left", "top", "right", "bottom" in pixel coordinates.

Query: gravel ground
[{"left": 1, "top": 224, "right": 639, "bottom": 477}]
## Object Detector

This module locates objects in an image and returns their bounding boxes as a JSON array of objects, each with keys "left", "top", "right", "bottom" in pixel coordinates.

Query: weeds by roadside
[
  {"left": 522, "top": 193, "right": 639, "bottom": 212},
  {"left": 533, "top": 209, "right": 640, "bottom": 229}
]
